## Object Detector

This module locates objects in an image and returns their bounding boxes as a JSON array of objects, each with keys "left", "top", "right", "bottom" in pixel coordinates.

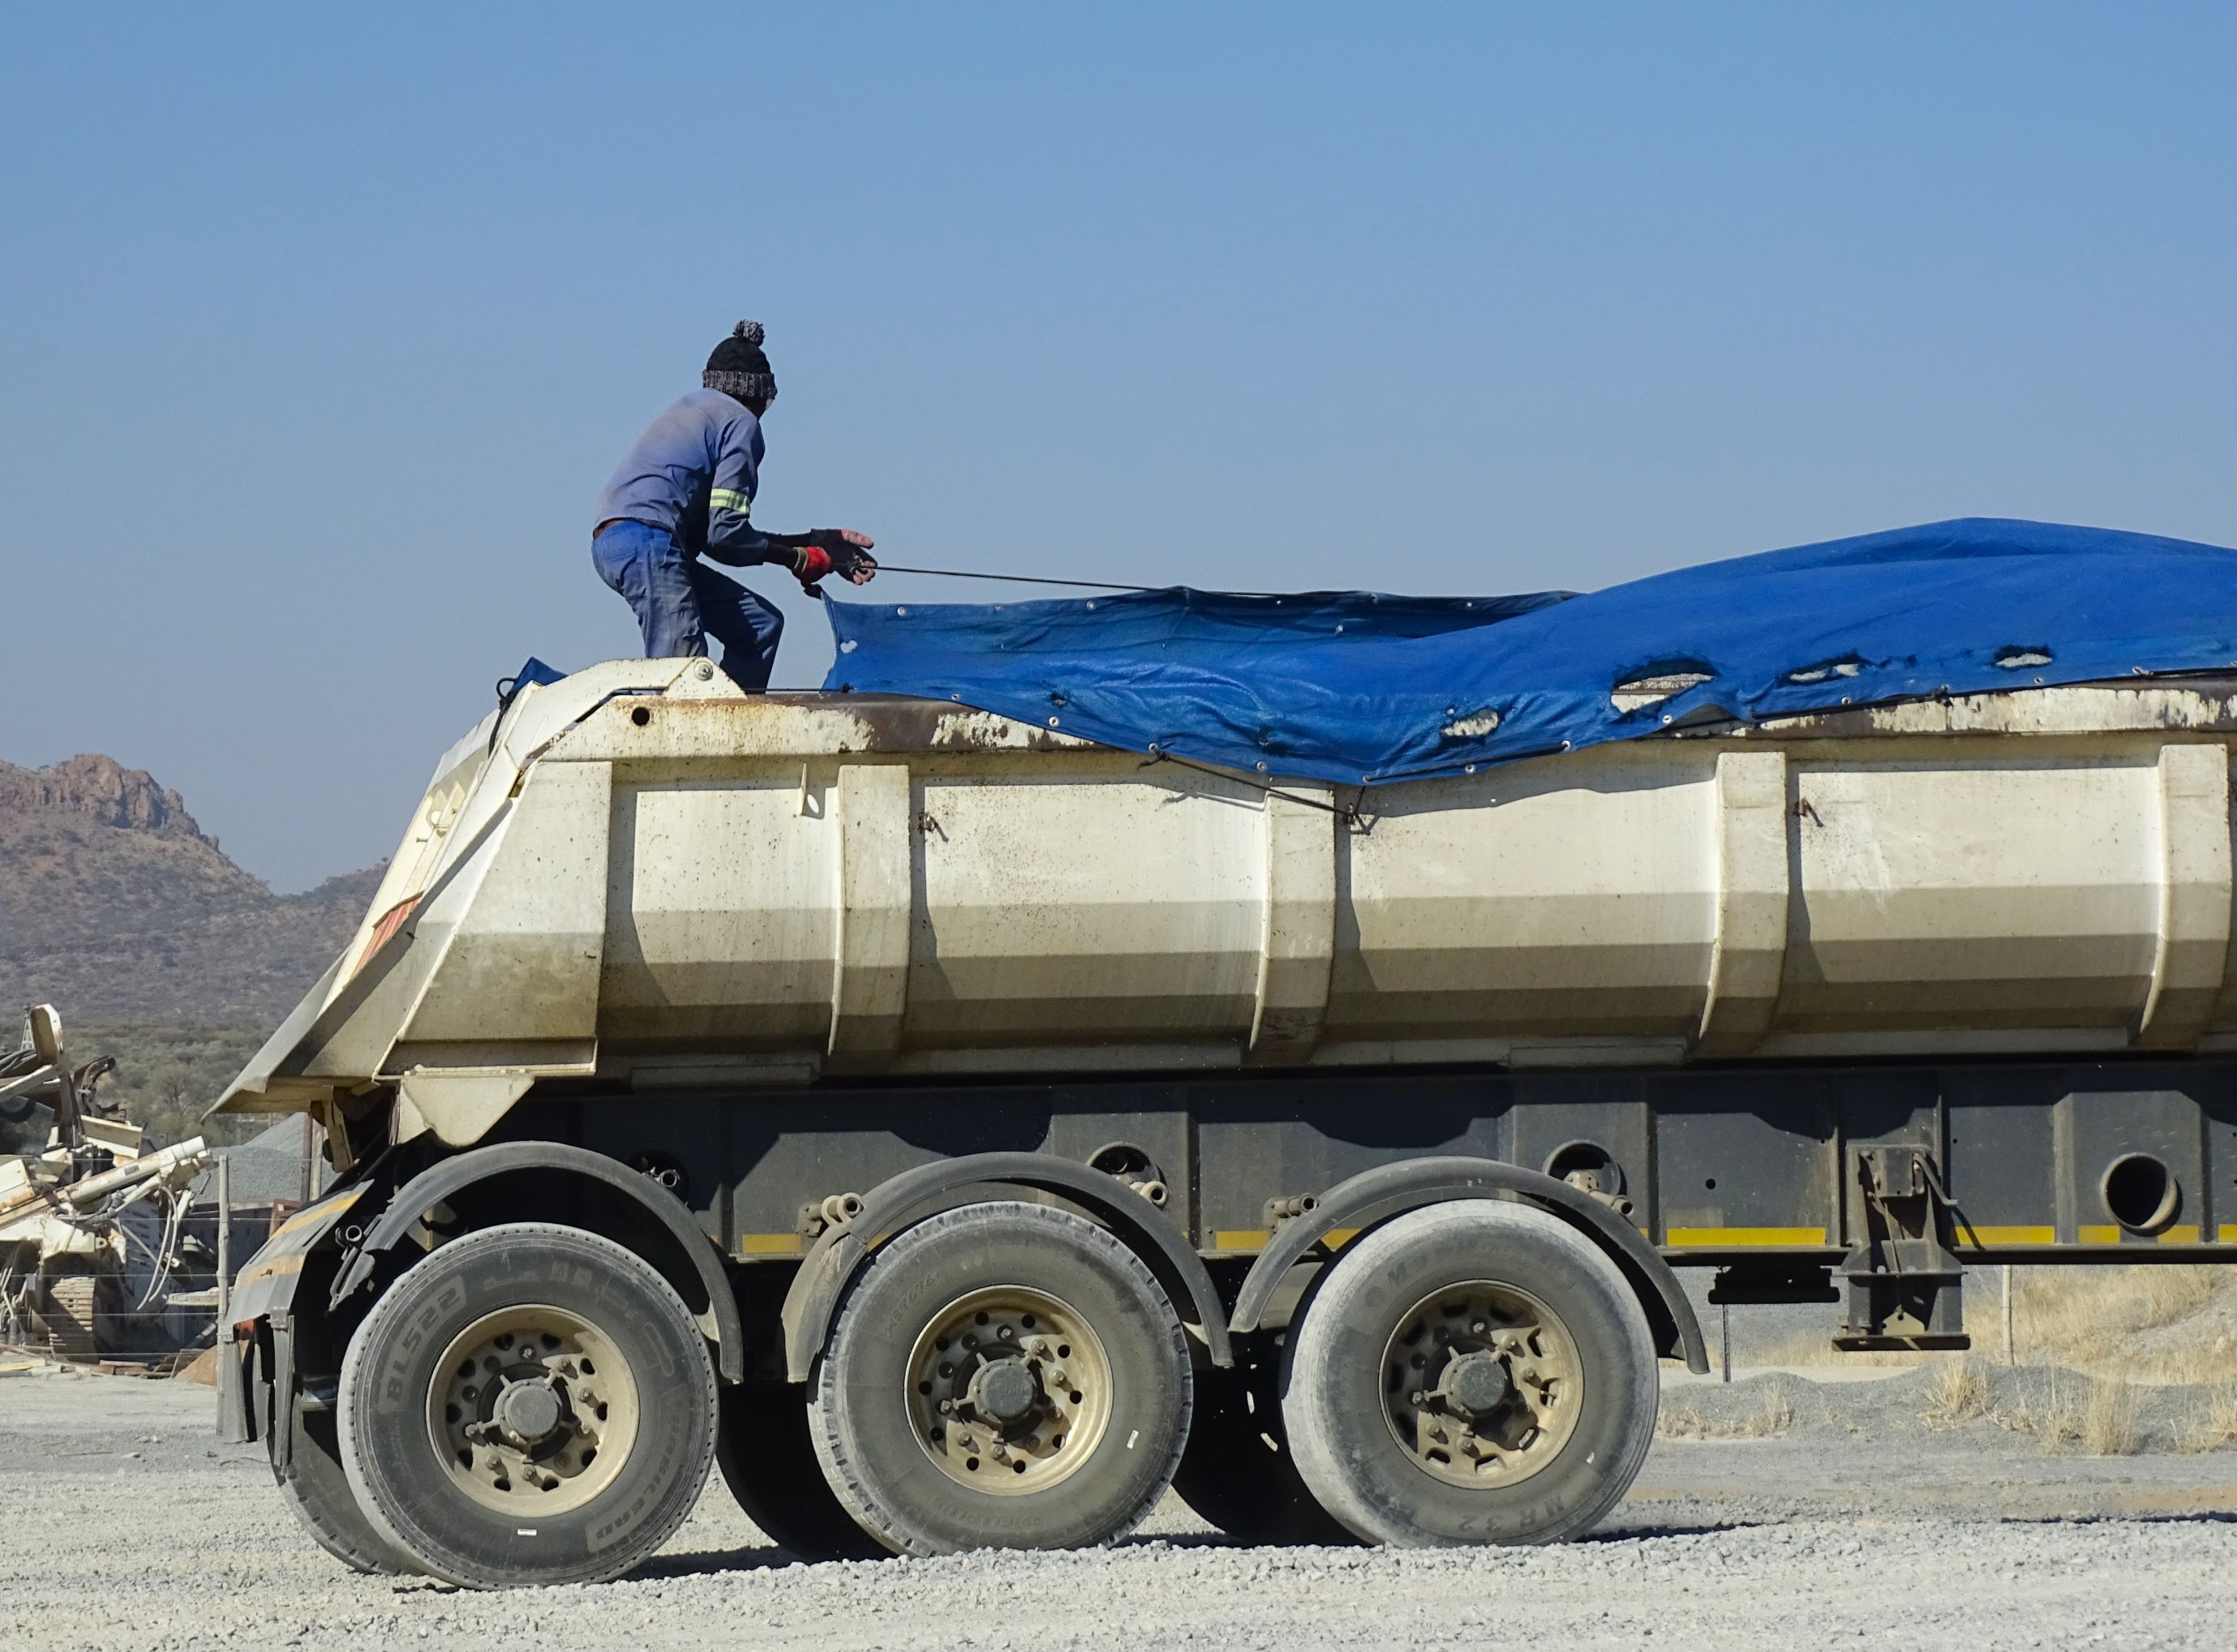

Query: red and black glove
[
  {"left": 785, "top": 529, "right": 878, "bottom": 590},
  {"left": 792, "top": 542, "right": 835, "bottom": 588}
]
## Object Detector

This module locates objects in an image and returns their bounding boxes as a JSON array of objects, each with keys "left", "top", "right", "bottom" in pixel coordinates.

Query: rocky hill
[
  {"left": 0, "top": 754, "right": 381, "bottom": 1023},
  {"left": 0, "top": 754, "right": 381, "bottom": 1144}
]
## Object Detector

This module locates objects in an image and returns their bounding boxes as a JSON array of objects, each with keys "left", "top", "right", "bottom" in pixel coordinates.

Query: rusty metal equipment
[{"left": 1, "top": 1005, "right": 210, "bottom": 1361}]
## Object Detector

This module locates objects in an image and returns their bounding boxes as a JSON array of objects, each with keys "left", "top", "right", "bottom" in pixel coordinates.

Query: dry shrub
[
  {"left": 1922, "top": 1356, "right": 1992, "bottom": 1426},
  {"left": 2082, "top": 1378, "right": 2140, "bottom": 1456}
]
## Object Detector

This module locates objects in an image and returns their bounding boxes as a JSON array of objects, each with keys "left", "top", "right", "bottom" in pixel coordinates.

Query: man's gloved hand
[{"left": 790, "top": 529, "right": 878, "bottom": 590}]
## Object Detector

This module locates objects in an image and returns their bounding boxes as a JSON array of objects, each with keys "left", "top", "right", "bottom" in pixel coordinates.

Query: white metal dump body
[{"left": 217, "top": 658, "right": 2237, "bottom": 1144}]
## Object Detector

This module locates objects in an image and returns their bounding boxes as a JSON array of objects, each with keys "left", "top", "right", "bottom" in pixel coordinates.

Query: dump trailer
[{"left": 215, "top": 655, "right": 2237, "bottom": 1586}]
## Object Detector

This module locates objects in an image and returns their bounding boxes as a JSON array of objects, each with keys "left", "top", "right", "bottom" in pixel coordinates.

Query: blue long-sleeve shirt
[{"left": 595, "top": 389, "right": 778, "bottom": 565}]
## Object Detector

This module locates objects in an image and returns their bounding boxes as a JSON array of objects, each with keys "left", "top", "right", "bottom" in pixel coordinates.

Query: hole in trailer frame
[{"left": 2101, "top": 1152, "right": 2179, "bottom": 1234}]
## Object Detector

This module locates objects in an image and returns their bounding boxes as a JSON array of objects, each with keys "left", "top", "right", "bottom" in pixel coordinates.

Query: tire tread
[
  {"left": 337, "top": 1220, "right": 719, "bottom": 1588},
  {"left": 808, "top": 1201, "right": 1191, "bottom": 1558},
  {"left": 1283, "top": 1200, "right": 1658, "bottom": 1547}
]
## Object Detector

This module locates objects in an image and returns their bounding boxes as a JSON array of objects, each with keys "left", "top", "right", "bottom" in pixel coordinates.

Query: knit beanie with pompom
[{"left": 704, "top": 320, "right": 776, "bottom": 407}]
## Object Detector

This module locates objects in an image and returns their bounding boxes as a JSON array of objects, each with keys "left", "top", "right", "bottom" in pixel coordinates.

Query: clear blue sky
[{"left": 5, "top": 5, "right": 2233, "bottom": 889}]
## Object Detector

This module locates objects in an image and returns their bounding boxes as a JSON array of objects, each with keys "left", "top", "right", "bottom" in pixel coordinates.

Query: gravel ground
[{"left": 4, "top": 1366, "right": 2236, "bottom": 1652}]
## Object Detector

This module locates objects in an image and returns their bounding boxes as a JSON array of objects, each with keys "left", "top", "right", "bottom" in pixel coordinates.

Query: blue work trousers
[{"left": 592, "top": 520, "right": 784, "bottom": 691}]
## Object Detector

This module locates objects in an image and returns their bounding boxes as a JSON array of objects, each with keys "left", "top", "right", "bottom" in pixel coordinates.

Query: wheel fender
[
  {"left": 1230, "top": 1156, "right": 1708, "bottom": 1374},
  {"left": 328, "top": 1140, "right": 745, "bottom": 1383},
  {"left": 780, "top": 1151, "right": 1234, "bottom": 1382}
]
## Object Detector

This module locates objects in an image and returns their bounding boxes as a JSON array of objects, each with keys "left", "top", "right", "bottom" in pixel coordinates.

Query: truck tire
[
  {"left": 337, "top": 1221, "right": 718, "bottom": 1588},
  {"left": 1172, "top": 1351, "right": 1354, "bottom": 1546},
  {"left": 716, "top": 1381, "right": 887, "bottom": 1561},
  {"left": 808, "top": 1201, "right": 1192, "bottom": 1557},
  {"left": 274, "top": 1392, "right": 407, "bottom": 1574},
  {"left": 1282, "top": 1201, "right": 1657, "bottom": 1547}
]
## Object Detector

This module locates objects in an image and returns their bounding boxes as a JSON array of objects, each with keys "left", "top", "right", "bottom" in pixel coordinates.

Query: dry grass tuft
[
  {"left": 2002, "top": 1373, "right": 2140, "bottom": 1455},
  {"left": 1658, "top": 1384, "right": 1795, "bottom": 1441},
  {"left": 2177, "top": 1387, "right": 2237, "bottom": 1454},
  {"left": 2081, "top": 1377, "right": 2140, "bottom": 1456},
  {"left": 2010, "top": 1264, "right": 2235, "bottom": 1383},
  {"left": 1921, "top": 1356, "right": 1992, "bottom": 1426},
  {"left": 2003, "top": 1375, "right": 2081, "bottom": 1453},
  {"left": 1755, "top": 1384, "right": 1794, "bottom": 1436}
]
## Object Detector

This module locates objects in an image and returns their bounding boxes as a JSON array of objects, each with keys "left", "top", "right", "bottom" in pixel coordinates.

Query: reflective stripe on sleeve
[{"left": 709, "top": 488, "right": 753, "bottom": 515}]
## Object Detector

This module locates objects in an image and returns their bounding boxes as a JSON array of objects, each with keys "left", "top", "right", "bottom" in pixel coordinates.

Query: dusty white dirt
[{"left": 3, "top": 1366, "right": 2235, "bottom": 1651}]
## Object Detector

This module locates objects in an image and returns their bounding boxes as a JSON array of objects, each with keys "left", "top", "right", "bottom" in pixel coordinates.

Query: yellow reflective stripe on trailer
[
  {"left": 2080, "top": 1224, "right": 2207, "bottom": 1244},
  {"left": 1957, "top": 1225, "right": 2056, "bottom": 1247},
  {"left": 709, "top": 488, "right": 752, "bottom": 514},
  {"left": 273, "top": 1186, "right": 363, "bottom": 1238},
  {"left": 1664, "top": 1225, "right": 1827, "bottom": 1247},
  {"left": 236, "top": 1253, "right": 306, "bottom": 1286},
  {"left": 736, "top": 1234, "right": 801, "bottom": 1255}
]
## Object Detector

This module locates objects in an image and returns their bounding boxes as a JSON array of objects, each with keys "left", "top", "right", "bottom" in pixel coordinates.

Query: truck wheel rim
[
  {"left": 1380, "top": 1281, "right": 1582, "bottom": 1491},
  {"left": 426, "top": 1304, "right": 641, "bottom": 1516},
  {"left": 905, "top": 1287, "right": 1113, "bottom": 1495}
]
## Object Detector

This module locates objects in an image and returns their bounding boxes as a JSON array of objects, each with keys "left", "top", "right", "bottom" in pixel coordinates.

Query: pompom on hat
[{"left": 704, "top": 320, "right": 776, "bottom": 407}]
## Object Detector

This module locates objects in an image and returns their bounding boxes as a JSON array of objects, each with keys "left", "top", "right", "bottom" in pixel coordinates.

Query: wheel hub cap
[
  {"left": 1436, "top": 1349, "right": 1512, "bottom": 1419},
  {"left": 494, "top": 1376, "right": 565, "bottom": 1446},
  {"left": 968, "top": 1358, "right": 1041, "bottom": 1424}
]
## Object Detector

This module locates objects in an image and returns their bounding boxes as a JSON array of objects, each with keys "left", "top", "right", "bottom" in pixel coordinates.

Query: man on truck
[{"left": 592, "top": 320, "right": 878, "bottom": 689}]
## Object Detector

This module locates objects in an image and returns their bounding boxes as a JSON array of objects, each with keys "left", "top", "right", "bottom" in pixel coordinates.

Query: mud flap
[{"left": 213, "top": 1185, "right": 365, "bottom": 1447}]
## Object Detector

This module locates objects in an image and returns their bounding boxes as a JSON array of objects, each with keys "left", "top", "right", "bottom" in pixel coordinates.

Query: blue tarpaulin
[{"left": 822, "top": 519, "right": 2237, "bottom": 787}]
